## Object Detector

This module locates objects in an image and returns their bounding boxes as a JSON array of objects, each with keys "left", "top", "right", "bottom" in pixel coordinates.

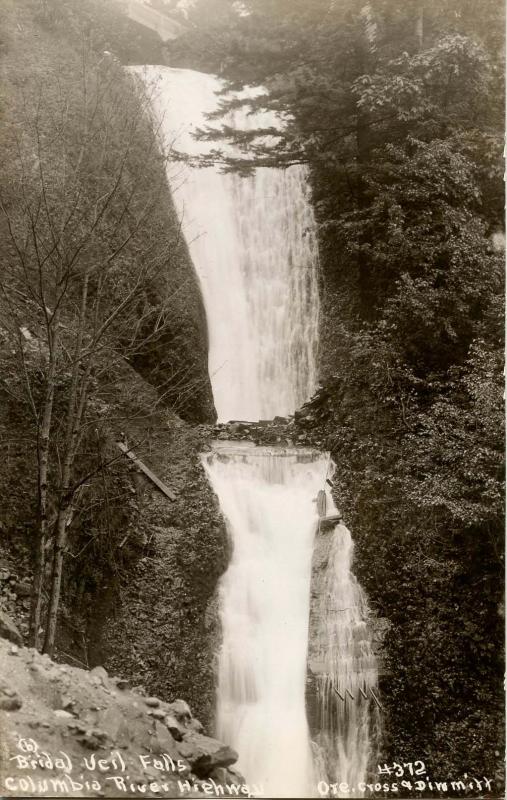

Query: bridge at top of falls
[{"left": 123, "top": 0, "right": 187, "bottom": 41}]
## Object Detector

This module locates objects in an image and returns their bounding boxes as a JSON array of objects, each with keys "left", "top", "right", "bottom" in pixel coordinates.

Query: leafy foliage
[{"left": 173, "top": 0, "right": 505, "bottom": 786}]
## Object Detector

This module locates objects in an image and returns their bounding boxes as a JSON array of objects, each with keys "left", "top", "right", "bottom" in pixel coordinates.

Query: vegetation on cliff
[
  {"left": 168, "top": 0, "right": 505, "bottom": 788},
  {"left": 0, "top": 0, "right": 219, "bottom": 703}
]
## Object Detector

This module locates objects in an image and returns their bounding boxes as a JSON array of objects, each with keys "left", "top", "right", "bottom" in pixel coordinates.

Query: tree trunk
[
  {"left": 29, "top": 325, "right": 60, "bottom": 649},
  {"left": 30, "top": 517, "right": 47, "bottom": 650},
  {"left": 42, "top": 276, "right": 89, "bottom": 656},
  {"left": 42, "top": 501, "right": 71, "bottom": 656},
  {"left": 42, "top": 382, "right": 91, "bottom": 656}
]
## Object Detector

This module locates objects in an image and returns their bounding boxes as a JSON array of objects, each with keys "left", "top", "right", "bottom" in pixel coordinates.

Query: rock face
[
  {"left": 0, "top": 638, "right": 244, "bottom": 797},
  {"left": 128, "top": 217, "right": 216, "bottom": 425}
]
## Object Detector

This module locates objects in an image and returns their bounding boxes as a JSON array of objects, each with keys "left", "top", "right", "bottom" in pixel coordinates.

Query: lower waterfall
[
  {"left": 202, "top": 442, "right": 330, "bottom": 798},
  {"left": 202, "top": 444, "right": 379, "bottom": 796}
]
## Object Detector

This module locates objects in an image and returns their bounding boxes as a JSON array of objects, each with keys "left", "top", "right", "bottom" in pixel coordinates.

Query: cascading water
[
  {"left": 311, "top": 488, "right": 381, "bottom": 794},
  {"left": 202, "top": 442, "right": 329, "bottom": 798},
  {"left": 132, "top": 66, "right": 320, "bottom": 422},
  {"left": 134, "top": 64, "right": 379, "bottom": 797}
]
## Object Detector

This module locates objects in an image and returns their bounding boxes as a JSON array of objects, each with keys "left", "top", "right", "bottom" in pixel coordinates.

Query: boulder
[
  {"left": 209, "top": 766, "right": 246, "bottom": 787},
  {"left": 164, "top": 712, "right": 186, "bottom": 741},
  {"left": 186, "top": 717, "right": 204, "bottom": 734},
  {"left": 148, "top": 708, "right": 166, "bottom": 720},
  {"left": 78, "top": 728, "right": 109, "bottom": 750},
  {"left": 90, "top": 665, "right": 108, "bottom": 684},
  {"left": 144, "top": 696, "right": 160, "bottom": 708},
  {"left": 224, "top": 766, "right": 247, "bottom": 785},
  {"left": 178, "top": 733, "right": 238, "bottom": 778},
  {"left": 0, "top": 610, "right": 22, "bottom": 645},
  {"left": 209, "top": 767, "right": 228, "bottom": 784},
  {"left": 54, "top": 709, "right": 73, "bottom": 719},
  {"left": 0, "top": 694, "right": 22, "bottom": 711},
  {"left": 166, "top": 698, "right": 191, "bottom": 723},
  {"left": 152, "top": 720, "right": 186, "bottom": 765}
]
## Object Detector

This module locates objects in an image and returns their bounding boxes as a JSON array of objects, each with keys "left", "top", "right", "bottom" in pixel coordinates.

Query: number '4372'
[{"left": 378, "top": 762, "right": 426, "bottom": 777}]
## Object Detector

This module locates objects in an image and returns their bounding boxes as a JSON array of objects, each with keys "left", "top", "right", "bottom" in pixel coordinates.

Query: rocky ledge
[
  {"left": 204, "top": 390, "right": 330, "bottom": 451},
  {"left": 0, "top": 636, "right": 245, "bottom": 797},
  {"left": 210, "top": 412, "right": 324, "bottom": 449}
]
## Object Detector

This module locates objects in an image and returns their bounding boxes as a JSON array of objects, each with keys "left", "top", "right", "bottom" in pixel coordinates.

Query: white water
[
  {"left": 202, "top": 442, "right": 329, "bottom": 797},
  {"left": 134, "top": 65, "right": 378, "bottom": 797},
  {"left": 133, "top": 66, "right": 320, "bottom": 422},
  {"left": 313, "top": 508, "right": 380, "bottom": 792}
]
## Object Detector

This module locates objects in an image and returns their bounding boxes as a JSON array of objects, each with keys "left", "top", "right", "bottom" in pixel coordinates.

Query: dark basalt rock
[{"left": 178, "top": 732, "right": 239, "bottom": 777}]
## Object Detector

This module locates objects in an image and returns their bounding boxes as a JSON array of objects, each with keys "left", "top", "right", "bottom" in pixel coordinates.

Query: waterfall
[
  {"left": 202, "top": 442, "right": 329, "bottom": 798},
  {"left": 132, "top": 66, "right": 320, "bottom": 423},
  {"left": 313, "top": 520, "right": 381, "bottom": 794},
  {"left": 133, "top": 65, "right": 379, "bottom": 797}
]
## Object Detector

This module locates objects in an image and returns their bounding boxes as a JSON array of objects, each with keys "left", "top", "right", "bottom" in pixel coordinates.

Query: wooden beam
[
  {"left": 333, "top": 685, "right": 384, "bottom": 709},
  {"left": 370, "top": 687, "right": 384, "bottom": 710},
  {"left": 116, "top": 442, "right": 177, "bottom": 502}
]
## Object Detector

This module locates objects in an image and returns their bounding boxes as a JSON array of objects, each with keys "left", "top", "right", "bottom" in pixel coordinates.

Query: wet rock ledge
[
  {"left": 0, "top": 636, "right": 244, "bottom": 797},
  {"left": 210, "top": 408, "right": 326, "bottom": 449}
]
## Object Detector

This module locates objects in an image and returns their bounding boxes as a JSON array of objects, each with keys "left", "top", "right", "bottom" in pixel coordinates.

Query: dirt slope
[{"left": 0, "top": 637, "right": 248, "bottom": 798}]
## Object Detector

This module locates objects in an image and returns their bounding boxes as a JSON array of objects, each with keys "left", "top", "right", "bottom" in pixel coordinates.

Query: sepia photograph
[{"left": 0, "top": 0, "right": 504, "bottom": 798}]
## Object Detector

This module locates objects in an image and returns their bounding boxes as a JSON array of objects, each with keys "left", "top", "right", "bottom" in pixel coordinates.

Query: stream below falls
[{"left": 134, "top": 64, "right": 380, "bottom": 798}]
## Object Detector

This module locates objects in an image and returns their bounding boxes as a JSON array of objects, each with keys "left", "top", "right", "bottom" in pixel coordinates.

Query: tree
[{"left": 0, "top": 48, "right": 192, "bottom": 655}]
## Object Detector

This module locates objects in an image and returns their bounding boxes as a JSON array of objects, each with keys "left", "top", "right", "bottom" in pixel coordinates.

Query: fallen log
[{"left": 116, "top": 442, "right": 177, "bottom": 502}]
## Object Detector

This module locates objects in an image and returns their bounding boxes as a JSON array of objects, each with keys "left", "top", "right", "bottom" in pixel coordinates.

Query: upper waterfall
[{"left": 132, "top": 66, "right": 320, "bottom": 422}]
